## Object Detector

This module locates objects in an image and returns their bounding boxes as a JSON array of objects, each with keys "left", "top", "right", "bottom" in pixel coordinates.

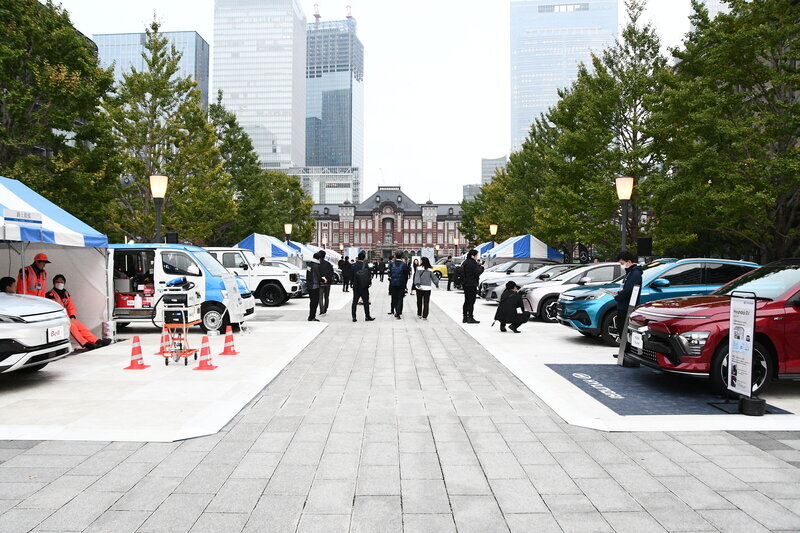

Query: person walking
[
  {"left": 410, "top": 259, "right": 420, "bottom": 295},
  {"left": 318, "top": 251, "right": 334, "bottom": 317},
  {"left": 461, "top": 249, "right": 484, "bottom": 324},
  {"left": 46, "top": 274, "right": 112, "bottom": 349},
  {"left": 388, "top": 252, "right": 410, "bottom": 319},
  {"left": 493, "top": 281, "right": 531, "bottom": 332},
  {"left": 307, "top": 252, "right": 322, "bottom": 322},
  {"left": 340, "top": 256, "right": 352, "bottom": 292},
  {"left": 445, "top": 256, "right": 454, "bottom": 291},
  {"left": 17, "top": 252, "right": 50, "bottom": 297},
  {"left": 351, "top": 251, "right": 375, "bottom": 322},
  {"left": 414, "top": 257, "right": 438, "bottom": 320},
  {"left": 378, "top": 258, "right": 386, "bottom": 282}
]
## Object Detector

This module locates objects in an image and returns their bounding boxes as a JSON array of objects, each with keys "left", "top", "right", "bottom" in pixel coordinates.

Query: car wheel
[
  {"left": 200, "top": 303, "right": 228, "bottom": 333},
  {"left": 18, "top": 363, "right": 48, "bottom": 373},
  {"left": 600, "top": 310, "right": 621, "bottom": 346},
  {"left": 434, "top": 271, "right": 442, "bottom": 281},
  {"left": 259, "top": 284, "right": 285, "bottom": 307},
  {"left": 711, "top": 340, "right": 774, "bottom": 397},
  {"left": 538, "top": 296, "right": 558, "bottom": 323}
]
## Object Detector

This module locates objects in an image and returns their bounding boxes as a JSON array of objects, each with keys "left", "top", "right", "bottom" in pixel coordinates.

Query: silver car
[
  {"left": 0, "top": 293, "right": 72, "bottom": 372},
  {"left": 480, "top": 264, "right": 580, "bottom": 302}
]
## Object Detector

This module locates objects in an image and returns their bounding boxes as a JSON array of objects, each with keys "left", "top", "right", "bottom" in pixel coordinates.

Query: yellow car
[{"left": 432, "top": 257, "right": 461, "bottom": 280}]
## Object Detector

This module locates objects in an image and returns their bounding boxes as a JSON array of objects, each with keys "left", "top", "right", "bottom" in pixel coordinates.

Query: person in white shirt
[{"left": 413, "top": 257, "right": 439, "bottom": 320}]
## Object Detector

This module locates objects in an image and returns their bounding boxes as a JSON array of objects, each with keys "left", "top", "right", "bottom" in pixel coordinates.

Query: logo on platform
[{"left": 571, "top": 372, "right": 624, "bottom": 399}]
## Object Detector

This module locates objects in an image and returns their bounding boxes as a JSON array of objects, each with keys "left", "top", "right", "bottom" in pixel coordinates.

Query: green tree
[
  {"left": 209, "top": 91, "right": 315, "bottom": 244},
  {"left": 648, "top": 0, "right": 800, "bottom": 261},
  {"left": 104, "top": 21, "right": 235, "bottom": 244},
  {"left": 0, "top": 0, "right": 119, "bottom": 236}
]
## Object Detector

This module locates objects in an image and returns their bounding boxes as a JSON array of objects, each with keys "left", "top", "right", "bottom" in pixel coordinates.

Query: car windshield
[
  {"left": 242, "top": 250, "right": 259, "bottom": 267},
  {"left": 488, "top": 261, "right": 515, "bottom": 272},
  {"left": 194, "top": 251, "right": 229, "bottom": 277},
  {"left": 551, "top": 265, "right": 592, "bottom": 282},
  {"left": 716, "top": 263, "right": 800, "bottom": 300},
  {"left": 527, "top": 264, "right": 566, "bottom": 278}
]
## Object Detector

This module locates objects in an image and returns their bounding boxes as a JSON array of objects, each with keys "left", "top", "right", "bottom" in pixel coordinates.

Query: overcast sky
[{"left": 56, "top": 0, "right": 694, "bottom": 203}]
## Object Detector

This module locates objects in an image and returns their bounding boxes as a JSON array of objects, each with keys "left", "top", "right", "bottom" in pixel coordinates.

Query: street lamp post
[
  {"left": 435, "top": 244, "right": 440, "bottom": 259},
  {"left": 489, "top": 224, "right": 498, "bottom": 249},
  {"left": 453, "top": 237, "right": 460, "bottom": 257},
  {"left": 615, "top": 176, "right": 634, "bottom": 251},
  {"left": 284, "top": 223, "right": 293, "bottom": 245},
  {"left": 321, "top": 236, "right": 327, "bottom": 248},
  {"left": 149, "top": 175, "right": 168, "bottom": 243}
]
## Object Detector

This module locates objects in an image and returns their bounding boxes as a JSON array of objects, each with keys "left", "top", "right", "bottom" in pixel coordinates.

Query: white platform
[
  {"left": 433, "top": 288, "right": 800, "bottom": 432},
  {"left": 0, "top": 310, "right": 326, "bottom": 442}
]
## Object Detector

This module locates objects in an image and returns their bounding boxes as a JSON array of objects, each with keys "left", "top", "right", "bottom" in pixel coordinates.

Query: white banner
[{"left": 728, "top": 296, "right": 756, "bottom": 397}]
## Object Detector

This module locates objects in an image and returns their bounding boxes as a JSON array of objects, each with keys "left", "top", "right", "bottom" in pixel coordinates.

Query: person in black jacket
[
  {"left": 339, "top": 257, "right": 352, "bottom": 292},
  {"left": 461, "top": 249, "right": 484, "bottom": 324},
  {"left": 307, "top": 252, "right": 322, "bottom": 322},
  {"left": 350, "top": 251, "right": 375, "bottom": 322},
  {"left": 318, "top": 251, "right": 334, "bottom": 316},
  {"left": 494, "top": 281, "right": 530, "bottom": 332},
  {"left": 388, "top": 251, "right": 411, "bottom": 319},
  {"left": 614, "top": 251, "right": 643, "bottom": 332}
]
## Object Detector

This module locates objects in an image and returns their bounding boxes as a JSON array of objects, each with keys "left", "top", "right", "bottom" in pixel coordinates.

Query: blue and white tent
[
  {"left": 286, "top": 240, "right": 319, "bottom": 261},
  {"left": 474, "top": 241, "right": 495, "bottom": 256},
  {"left": 483, "top": 234, "right": 563, "bottom": 260},
  {"left": 0, "top": 176, "right": 107, "bottom": 247},
  {"left": 237, "top": 233, "right": 300, "bottom": 258}
]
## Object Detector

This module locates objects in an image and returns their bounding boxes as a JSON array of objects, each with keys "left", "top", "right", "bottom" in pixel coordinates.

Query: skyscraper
[
  {"left": 305, "top": 17, "right": 364, "bottom": 168},
  {"left": 213, "top": 0, "right": 307, "bottom": 168},
  {"left": 510, "top": 0, "right": 618, "bottom": 152},
  {"left": 94, "top": 31, "right": 210, "bottom": 107},
  {"left": 695, "top": 0, "right": 730, "bottom": 22},
  {"left": 482, "top": 156, "right": 508, "bottom": 185}
]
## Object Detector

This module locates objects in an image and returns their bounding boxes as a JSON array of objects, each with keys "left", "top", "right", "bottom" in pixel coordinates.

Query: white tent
[
  {"left": 483, "top": 234, "right": 564, "bottom": 261},
  {"left": 0, "top": 176, "right": 109, "bottom": 336},
  {"left": 237, "top": 234, "right": 300, "bottom": 259}
]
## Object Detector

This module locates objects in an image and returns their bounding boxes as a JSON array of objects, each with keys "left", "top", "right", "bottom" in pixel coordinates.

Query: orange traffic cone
[
  {"left": 219, "top": 325, "right": 239, "bottom": 356},
  {"left": 124, "top": 336, "right": 150, "bottom": 370},
  {"left": 155, "top": 327, "right": 169, "bottom": 355},
  {"left": 194, "top": 336, "right": 218, "bottom": 371}
]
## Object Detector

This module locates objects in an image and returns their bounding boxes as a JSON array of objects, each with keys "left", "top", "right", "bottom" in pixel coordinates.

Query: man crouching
[{"left": 494, "top": 281, "right": 531, "bottom": 333}]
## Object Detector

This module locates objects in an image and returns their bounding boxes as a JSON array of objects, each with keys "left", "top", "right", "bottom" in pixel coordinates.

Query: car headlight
[
  {"left": 574, "top": 293, "right": 603, "bottom": 301},
  {"left": 678, "top": 331, "right": 711, "bottom": 356}
]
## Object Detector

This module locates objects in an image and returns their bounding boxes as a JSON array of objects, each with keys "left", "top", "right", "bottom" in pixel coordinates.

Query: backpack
[
  {"left": 354, "top": 263, "right": 371, "bottom": 289},
  {"left": 389, "top": 261, "right": 406, "bottom": 286}
]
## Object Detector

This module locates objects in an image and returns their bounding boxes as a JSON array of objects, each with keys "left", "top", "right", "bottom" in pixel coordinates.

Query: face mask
[{"left": 55, "top": 283, "right": 65, "bottom": 291}]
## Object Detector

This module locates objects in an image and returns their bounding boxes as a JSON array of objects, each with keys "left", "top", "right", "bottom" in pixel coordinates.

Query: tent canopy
[
  {"left": 483, "top": 234, "right": 563, "bottom": 260},
  {"left": 286, "top": 240, "right": 319, "bottom": 261},
  {"left": 307, "top": 244, "right": 342, "bottom": 263},
  {"left": 474, "top": 241, "right": 495, "bottom": 255},
  {"left": 237, "top": 234, "right": 299, "bottom": 258},
  {"left": 0, "top": 176, "right": 107, "bottom": 247}
]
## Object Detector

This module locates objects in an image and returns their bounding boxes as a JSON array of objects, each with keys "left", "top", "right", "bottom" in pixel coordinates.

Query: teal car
[{"left": 557, "top": 258, "right": 759, "bottom": 346}]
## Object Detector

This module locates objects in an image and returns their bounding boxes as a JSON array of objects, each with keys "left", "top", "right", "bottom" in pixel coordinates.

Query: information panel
[{"left": 728, "top": 296, "right": 756, "bottom": 397}]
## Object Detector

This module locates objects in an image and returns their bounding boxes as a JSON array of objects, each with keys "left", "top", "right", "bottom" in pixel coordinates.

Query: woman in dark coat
[{"left": 494, "top": 281, "right": 531, "bottom": 333}]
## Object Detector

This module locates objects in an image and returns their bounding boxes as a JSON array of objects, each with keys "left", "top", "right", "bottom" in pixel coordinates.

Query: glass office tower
[
  {"left": 213, "top": 0, "right": 307, "bottom": 168},
  {"left": 482, "top": 156, "right": 508, "bottom": 185},
  {"left": 510, "top": 1, "right": 618, "bottom": 152},
  {"left": 94, "top": 31, "right": 210, "bottom": 107},
  {"left": 305, "top": 18, "right": 364, "bottom": 170}
]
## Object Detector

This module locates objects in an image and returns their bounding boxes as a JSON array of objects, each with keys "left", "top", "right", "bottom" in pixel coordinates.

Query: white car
[
  {"left": 0, "top": 293, "right": 72, "bottom": 372},
  {"left": 478, "top": 260, "right": 557, "bottom": 286},
  {"left": 206, "top": 248, "right": 302, "bottom": 307},
  {"left": 520, "top": 262, "right": 623, "bottom": 322},
  {"left": 480, "top": 264, "right": 580, "bottom": 302}
]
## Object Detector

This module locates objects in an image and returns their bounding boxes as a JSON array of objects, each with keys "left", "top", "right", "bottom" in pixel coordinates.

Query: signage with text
[{"left": 728, "top": 296, "right": 756, "bottom": 397}]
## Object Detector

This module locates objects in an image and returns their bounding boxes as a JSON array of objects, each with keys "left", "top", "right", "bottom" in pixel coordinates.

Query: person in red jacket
[
  {"left": 46, "top": 274, "right": 111, "bottom": 351},
  {"left": 17, "top": 252, "right": 50, "bottom": 297}
]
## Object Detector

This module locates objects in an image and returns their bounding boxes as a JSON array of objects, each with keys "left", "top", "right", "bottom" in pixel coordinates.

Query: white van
[{"left": 109, "top": 244, "right": 255, "bottom": 332}]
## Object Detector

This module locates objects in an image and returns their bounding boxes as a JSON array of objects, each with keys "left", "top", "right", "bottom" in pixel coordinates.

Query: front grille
[
  {"left": 0, "top": 339, "right": 70, "bottom": 363},
  {"left": 25, "top": 347, "right": 70, "bottom": 365}
]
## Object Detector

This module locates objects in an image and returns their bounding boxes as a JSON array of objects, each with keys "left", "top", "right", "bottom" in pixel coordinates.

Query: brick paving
[{"left": 2, "top": 285, "right": 800, "bottom": 532}]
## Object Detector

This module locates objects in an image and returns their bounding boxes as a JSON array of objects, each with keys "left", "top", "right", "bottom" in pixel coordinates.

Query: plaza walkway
[{"left": 2, "top": 285, "right": 800, "bottom": 532}]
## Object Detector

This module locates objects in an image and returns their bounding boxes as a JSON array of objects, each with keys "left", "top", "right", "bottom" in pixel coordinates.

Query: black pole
[
  {"left": 621, "top": 199, "right": 629, "bottom": 251},
  {"left": 154, "top": 197, "right": 164, "bottom": 243}
]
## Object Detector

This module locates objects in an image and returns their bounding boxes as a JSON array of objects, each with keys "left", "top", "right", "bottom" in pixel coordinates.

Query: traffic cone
[
  {"left": 194, "top": 336, "right": 218, "bottom": 371},
  {"left": 124, "top": 336, "right": 150, "bottom": 370},
  {"left": 219, "top": 325, "right": 239, "bottom": 356},
  {"left": 155, "top": 327, "right": 169, "bottom": 355}
]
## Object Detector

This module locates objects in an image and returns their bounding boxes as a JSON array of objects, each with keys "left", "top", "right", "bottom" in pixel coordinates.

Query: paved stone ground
[{"left": 2, "top": 285, "right": 800, "bottom": 532}]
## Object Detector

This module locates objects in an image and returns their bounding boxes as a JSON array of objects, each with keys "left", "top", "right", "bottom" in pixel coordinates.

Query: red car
[{"left": 624, "top": 259, "right": 800, "bottom": 396}]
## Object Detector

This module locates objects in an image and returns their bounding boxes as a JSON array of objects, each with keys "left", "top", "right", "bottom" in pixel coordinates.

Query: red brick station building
[{"left": 310, "top": 186, "right": 465, "bottom": 259}]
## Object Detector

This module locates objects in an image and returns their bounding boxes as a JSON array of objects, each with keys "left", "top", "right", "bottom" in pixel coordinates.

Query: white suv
[
  {"left": 0, "top": 293, "right": 72, "bottom": 372},
  {"left": 206, "top": 248, "right": 302, "bottom": 307}
]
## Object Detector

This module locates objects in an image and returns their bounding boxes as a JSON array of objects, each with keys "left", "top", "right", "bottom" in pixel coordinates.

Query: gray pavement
[{"left": 2, "top": 283, "right": 800, "bottom": 532}]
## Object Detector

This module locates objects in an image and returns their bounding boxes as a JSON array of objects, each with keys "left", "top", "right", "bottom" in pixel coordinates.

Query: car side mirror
[
  {"left": 506, "top": 269, "right": 514, "bottom": 274},
  {"left": 651, "top": 278, "right": 670, "bottom": 288},
  {"left": 239, "top": 263, "right": 249, "bottom": 270},
  {"left": 579, "top": 276, "right": 592, "bottom": 285},
  {"left": 538, "top": 274, "right": 551, "bottom": 280},
  {"left": 188, "top": 265, "right": 200, "bottom": 276}
]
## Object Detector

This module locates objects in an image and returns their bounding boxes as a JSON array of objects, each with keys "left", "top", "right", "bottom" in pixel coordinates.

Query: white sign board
[
  {"left": 3, "top": 209, "right": 42, "bottom": 226},
  {"left": 420, "top": 247, "right": 435, "bottom": 262},
  {"left": 728, "top": 296, "right": 756, "bottom": 397}
]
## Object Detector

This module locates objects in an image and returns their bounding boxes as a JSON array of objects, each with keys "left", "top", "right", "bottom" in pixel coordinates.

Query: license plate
[
  {"left": 630, "top": 331, "right": 644, "bottom": 350},
  {"left": 47, "top": 326, "right": 66, "bottom": 343}
]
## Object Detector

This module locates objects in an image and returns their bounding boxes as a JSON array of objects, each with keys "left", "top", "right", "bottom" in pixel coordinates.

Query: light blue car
[{"left": 557, "top": 258, "right": 759, "bottom": 346}]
